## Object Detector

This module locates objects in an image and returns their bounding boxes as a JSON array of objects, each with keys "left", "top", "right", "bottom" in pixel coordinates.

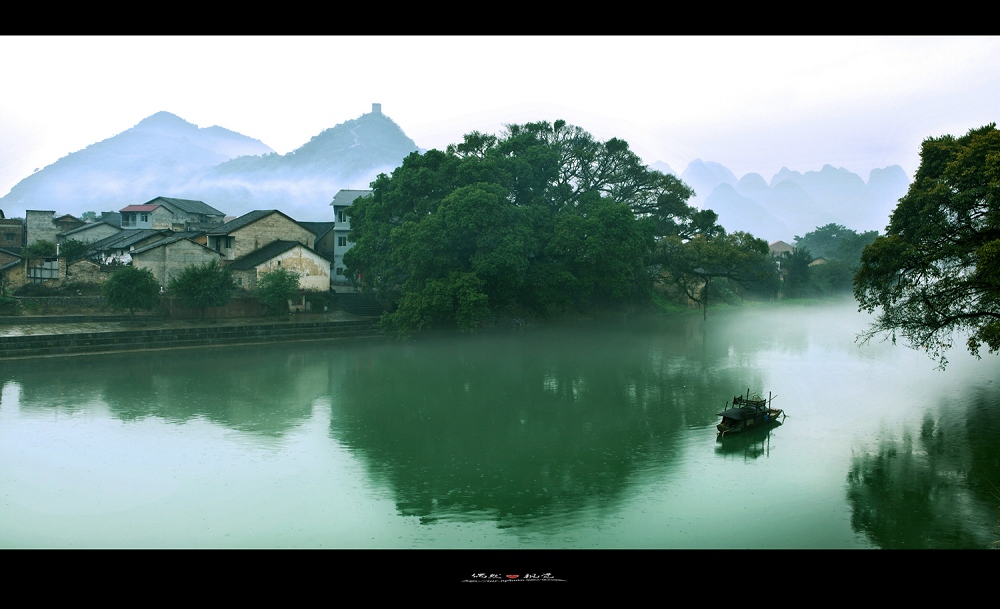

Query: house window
[
  {"left": 3, "top": 232, "right": 14, "bottom": 242},
  {"left": 337, "top": 210, "right": 346, "bottom": 223},
  {"left": 336, "top": 267, "right": 344, "bottom": 276},
  {"left": 140, "top": 213, "right": 149, "bottom": 223},
  {"left": 338, "top": 236, "right": 348, "bottom": 247}
]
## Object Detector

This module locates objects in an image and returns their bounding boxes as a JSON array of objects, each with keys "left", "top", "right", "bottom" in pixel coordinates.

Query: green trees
[
  {"left": 22, "top": 239, "right": 89, "bottom": 261},
  {"left": 102, "top": 266, "right": 161, "bottom": 317},
  {"left": 346, "top": 120, "right": 705, "bottom": 334},
  {"left": 256, "top": 267, "right": 300, "bottom": 315},
  {"left": 854, "top": 124, "right": 1000, "bottom": 366},
  {"left": 658, "top": 231, "right": 775, "bottom": 318},
  {"left": 168, "top": 260, "right": 234, "bottom": 320}
]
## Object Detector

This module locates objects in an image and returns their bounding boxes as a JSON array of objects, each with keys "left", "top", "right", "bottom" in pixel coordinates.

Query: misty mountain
[
  {"left": 202, "top": 107, "right": 419, "bottom": 218},
  {"left": 684, "top": 161, "right": 910, "bottom": 242},
  {"left": 0, "top": 107, "right": 419, "bottom": 222},
  {"left": 0, "top": 111, "right": 273, "bottom": 217}
]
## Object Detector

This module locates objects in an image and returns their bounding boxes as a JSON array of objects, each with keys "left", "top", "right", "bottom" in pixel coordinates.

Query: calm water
[{"left": 1, "top": 300, "right": 998, "bottom": 549}]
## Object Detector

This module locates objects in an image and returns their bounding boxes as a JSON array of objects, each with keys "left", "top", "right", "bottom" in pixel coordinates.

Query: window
[
  {"left": 140, "top": 213, "right": 149, "bottom": 223},
  {"left": 336, "top": 267, "right": 344, "bottom": 276},
  {"left": 337, "top": 210, "right": 346, "bottom": 223},
  {"left": 338, "top": 236, "right": 348, "bottom": 247}
]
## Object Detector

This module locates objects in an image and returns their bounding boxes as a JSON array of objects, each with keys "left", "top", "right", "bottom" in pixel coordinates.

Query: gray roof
[
  {"left": 207, "top": 210, "right": 298, "bottom": 236},
  {"left": 299, "top": 222, "right": 336, "bottom": 240},
  {"left": 88, "top": 229, "right": 168, "bottom": 253},
  {"left": 330, "top": 189, "right": 372, "bottom": 207},
  {"left": 59, "top": 221, "right": 122, "bottom": 238},
  {"left": 228, "top": 240, "right": 331, "bottom": 271},
  {"left": 131, "top": 236, "right": 221, "bottom": 256},
  {"left": 145, "top": 196, "right": 225, "bottom": 218}
]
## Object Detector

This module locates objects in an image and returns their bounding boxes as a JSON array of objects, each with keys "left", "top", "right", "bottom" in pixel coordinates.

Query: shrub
[
  {"left": 103, "top": 266, "right": 161, "bottom": 317},
  {"left": 256, "top": 267, "right": 300, "bottom": 316}
]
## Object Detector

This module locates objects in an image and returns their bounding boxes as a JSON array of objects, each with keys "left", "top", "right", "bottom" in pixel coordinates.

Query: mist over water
[{"left": 1, "top": 300, "right": 997, "bottom": 548}]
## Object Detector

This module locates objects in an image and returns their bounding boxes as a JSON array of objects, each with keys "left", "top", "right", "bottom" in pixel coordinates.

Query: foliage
[
  {"left": 256, "top": 267, "right": 300, "bottom": 315},
  {"left": 780, "top": 247, "right": 815, "bottom": 298},
  {"left": 81, "top": 211, "right": 98, "bottom": 222},
  {"left": 103, "top": 266, "right": 161, "bottom": 316},
  {"left": 344, "top": 120, "right": 704, "bottom": 334},
  {"left": 60, "top": 239, "right": 90, "bottom": 262},
  {"left": 795, "top": 223, "right": 877, "bottom": 262},
  {"left": 167, "top": 260, "right": 234, "bottom": 319},
  {"left": 0, "top": 296, "right": 21, "bottom": 316},
  {"left": 21, "top": 239, "right": 89, "bottom": 261},
  {"left": 657, "top": 231, "right": 775, "bottom": 318},
  {"left": 22, "top": 240, "right": 56, "bottom": 258},
  {"left": 854, "top": 123, "right": 1000, "bottom": 366}
]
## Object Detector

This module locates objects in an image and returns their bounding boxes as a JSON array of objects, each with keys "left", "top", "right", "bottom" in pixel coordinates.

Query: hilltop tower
[{"left": 372, "top": 103, "right": 382, "bottom": 115}]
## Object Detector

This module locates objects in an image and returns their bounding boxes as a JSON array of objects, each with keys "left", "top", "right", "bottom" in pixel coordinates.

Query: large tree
[
  {"left": 346, "top": 120, "right": 704, "bottom": 335},
  {"left": 854, "top": 124, "right": 1000, "bottom": 366},
  {"left": 103, "top": 266, "right": 161, "bottom": 317},
  {"left": 658, "top": 231, "right": 774, "bottom": 318}
]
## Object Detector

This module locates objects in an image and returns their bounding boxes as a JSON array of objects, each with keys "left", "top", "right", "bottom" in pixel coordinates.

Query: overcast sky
[{"left": 2, "top": 36, "right": 998, "bottom": 198}]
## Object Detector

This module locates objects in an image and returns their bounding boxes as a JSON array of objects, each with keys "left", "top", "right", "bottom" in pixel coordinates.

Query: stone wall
[{"left": 229, "top": 213, "right": 315, "bottom": 260}]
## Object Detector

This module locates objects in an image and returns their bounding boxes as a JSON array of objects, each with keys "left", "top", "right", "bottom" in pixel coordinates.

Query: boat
[{"left": 716, "top": 390, "right": 784, "bottom": 437}]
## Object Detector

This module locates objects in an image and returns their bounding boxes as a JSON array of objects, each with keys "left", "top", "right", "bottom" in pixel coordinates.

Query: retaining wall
[{"left": 0, "top": 318, "right": 382, "bottom": 359}]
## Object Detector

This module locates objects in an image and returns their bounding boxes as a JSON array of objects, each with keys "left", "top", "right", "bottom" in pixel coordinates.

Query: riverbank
[{"left": 0, "top": 311, "right": 383, "bottom": 359}]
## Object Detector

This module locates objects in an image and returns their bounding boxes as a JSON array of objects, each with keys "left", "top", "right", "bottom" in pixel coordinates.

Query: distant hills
[
  {"left": 678, "top": 159, "right": 910, "bottom": 242},
  {"left": 0, "top": 106, "right": 419, "bottom": 221},
  {"left": 0, "top": 109, "right": 908, "bottom": 240}
]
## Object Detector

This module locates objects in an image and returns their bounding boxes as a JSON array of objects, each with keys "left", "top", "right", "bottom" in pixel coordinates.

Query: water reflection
[
  {"left": 714, "top": 424, "right": 783, "bottom": 460},
  {"left": 846, "top": 385, "right": 1000, "bottom": 549},
  {"left": 327, "top": 321, "right": 755, "bottom": 527}
]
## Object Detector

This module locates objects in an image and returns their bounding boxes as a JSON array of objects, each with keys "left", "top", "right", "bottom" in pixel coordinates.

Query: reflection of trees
[
  {"left": 3, "top": 344, "right": 329, "bottom": 436},
  {"left": 846, "top": 387, "right": 1000, "bottom": 548},
  {"left": 329, "top": 323, "right": 759, "bottom": 527}
]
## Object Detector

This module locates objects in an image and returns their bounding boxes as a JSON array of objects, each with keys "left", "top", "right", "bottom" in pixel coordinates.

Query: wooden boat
[{"left": 717, "top": 390, "right": 784, "bottom": 437}]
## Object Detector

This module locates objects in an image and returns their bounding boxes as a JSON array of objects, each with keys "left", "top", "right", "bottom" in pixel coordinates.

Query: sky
[{"left": 2, "top": 36, "right": 999, "bottom": 199}]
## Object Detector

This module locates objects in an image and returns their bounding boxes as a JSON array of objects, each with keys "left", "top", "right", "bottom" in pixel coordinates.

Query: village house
[
  {"left": 25, "top": 210, "right": 85, "bottom": 246},
  {"left": 227, "top": 240, "right": 332, "bottom": 292},
  {"left": 329, "top": 189, "right": 371, "bottom": 284},
  {"left": 0, "top": 212, "right": 24, "bottom": 249},
  {"left": 120, "top": 197, "right": 225, "bottom": 232},
  {"left": 130, "top": 236, "right": 225, "bottom": 288},
  {"left": 57, "top": 221, "right": 122, "bottom": 245},
  {"left": 203, "top": 210, "right": 315, "bottom": 262}
]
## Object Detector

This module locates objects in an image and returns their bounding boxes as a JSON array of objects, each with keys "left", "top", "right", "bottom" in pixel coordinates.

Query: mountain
[
  {"left": 202, "top": 106, "right": 418, "bottom": 218},
  {"left": 0, "top": 106, "right": 419, "bottom": 221},
  {"left": 0, "top": 111, "right": 273, "bottom": 218},
  {"left": 675, "top": 160, "right": 910, "bottom": 242}
]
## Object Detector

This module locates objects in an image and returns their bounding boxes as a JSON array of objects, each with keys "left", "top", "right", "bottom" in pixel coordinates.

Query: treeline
[{"left": 344, "top": 120, "right": 872, "bottom": 335}]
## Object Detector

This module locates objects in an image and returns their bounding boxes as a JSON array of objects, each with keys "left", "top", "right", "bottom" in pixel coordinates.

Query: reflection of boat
[{"left": 717, "top": 390, "right": 784, "bottom": 437}]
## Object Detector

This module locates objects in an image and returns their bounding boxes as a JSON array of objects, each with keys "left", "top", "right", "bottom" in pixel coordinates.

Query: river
[{"left": 1, "top": 299, "right": 997, "bottom": 549}]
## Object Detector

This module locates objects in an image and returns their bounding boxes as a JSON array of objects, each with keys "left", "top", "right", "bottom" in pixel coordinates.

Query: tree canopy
[
  {"left": 168, "top": 260, "right": 234, "bottom": 319},
  {"left": 854, "top": 123, "right": 1000, "bottom": 366},
  {"left": 102, "top": 266, "right": 160, "bottom": 317},
  {"left": 256, "top": 267, "right": 300, "bottom": 315},
  {"left": 345, "top": 120, "right": 718, "bottom": 334}
]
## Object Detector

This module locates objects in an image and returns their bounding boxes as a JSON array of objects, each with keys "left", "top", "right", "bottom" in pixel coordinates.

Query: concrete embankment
[{"left": 0, "top": 315, "right": 383, "bottom": 359}]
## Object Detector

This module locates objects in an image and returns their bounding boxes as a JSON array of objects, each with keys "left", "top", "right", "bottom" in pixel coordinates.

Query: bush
[
  {"left": 103, "top": 266, "right": 161, "bottom": 316},
  {"left": 168, "top": 260, "right": 234, "bottom": 319},
  {"left": 256, "top": 267, "right": 300, "bottom": 316},
  {"left": 0, "top": 296, "right": 22, "bottom": 316}
]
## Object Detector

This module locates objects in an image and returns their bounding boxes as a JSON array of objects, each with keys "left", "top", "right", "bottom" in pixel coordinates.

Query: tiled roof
[
  {"left": 330, "top": 189, "right": 372, "bottom": 207},
  {"left": 131, "top": 236, "right": 220, "bottom": 256},
  {"left": 207, "top": 210, "right": 297, "bottom": 235},
  {"left": 228, "top": 240, "right": 332, "bottom": 271},
  {"left": 88, "top": 229, "right": 168, "bottom": 253},
  {"left": 59, "top": 221, "right": 122, "bottom": 237},
  {"left": 120, "top": 205, "right": 161, "bottom": 213},
  {"left": 145, "top": 197, "right": 225, "bottom": 217},
  {"left": 299, "top": 222, "right": 336, "bottom": 239}
]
